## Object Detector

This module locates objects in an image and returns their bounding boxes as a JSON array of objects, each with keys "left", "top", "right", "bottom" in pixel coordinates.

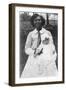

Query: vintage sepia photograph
[{"left": 9, "top": 4, "right": 64, "bottom": 86}]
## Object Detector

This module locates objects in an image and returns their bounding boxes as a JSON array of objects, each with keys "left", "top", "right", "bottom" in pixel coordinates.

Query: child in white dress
[
  {"left": 21, "top": 14, "right": 58, "bottom": 78},
  {"left": 21, "top": 32, "right": 58, "bottom": 77}
]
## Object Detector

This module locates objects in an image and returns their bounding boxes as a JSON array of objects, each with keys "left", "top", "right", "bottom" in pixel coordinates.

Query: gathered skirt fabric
[{"left": 21, "top": 53, "right": 58, "bottom": 78}]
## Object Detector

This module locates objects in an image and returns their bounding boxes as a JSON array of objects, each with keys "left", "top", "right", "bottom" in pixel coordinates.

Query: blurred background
[{"left": 20, "top": 12, "right": 58, "bottom": 77}]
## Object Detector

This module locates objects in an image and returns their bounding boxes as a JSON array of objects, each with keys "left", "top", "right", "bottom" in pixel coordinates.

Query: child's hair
[{"left": 30, "top": 14, "right": 45, "bottom": 27}]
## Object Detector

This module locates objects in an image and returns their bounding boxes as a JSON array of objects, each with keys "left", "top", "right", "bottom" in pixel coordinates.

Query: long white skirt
[{"left": 21, "top": 53, "right": 58, "bottom": 78}]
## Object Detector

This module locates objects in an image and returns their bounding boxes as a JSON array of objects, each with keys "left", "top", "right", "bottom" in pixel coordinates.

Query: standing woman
[{"left": 21, "top": 14, "right": 58, "bottom": 78}]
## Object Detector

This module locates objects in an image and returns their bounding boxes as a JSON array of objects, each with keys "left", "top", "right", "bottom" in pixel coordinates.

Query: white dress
[{"left": 21, "top": 28, "right": 58, "bottom": 78}]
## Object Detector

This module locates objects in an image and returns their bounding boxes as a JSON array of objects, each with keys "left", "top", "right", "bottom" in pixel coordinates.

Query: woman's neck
[{"left": 36, "top": 27, "right": 42, "bottom": 32}]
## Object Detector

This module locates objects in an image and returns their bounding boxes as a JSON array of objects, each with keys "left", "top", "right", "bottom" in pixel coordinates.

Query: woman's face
[{"left": 34, "top": 16, "right": 42, "bottom": 30}]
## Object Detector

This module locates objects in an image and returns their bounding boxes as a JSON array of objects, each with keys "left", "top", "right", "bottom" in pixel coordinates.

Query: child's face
[
  {"left": 42, "top": 38, "right": 49, "bottom": 45},
  {"left": 34, "top": 16, "right": 42, "bottom": 30}
]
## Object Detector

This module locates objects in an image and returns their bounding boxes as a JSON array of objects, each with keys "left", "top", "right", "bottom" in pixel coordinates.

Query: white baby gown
[{"left": 21, "top": 33, "right": 58, "bottom": 78}]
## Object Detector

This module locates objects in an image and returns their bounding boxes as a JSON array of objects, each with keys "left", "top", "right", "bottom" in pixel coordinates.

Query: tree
[
  {"left": 46, "top": 13, "right": 49, "bottom": 25},
  {"left": 20, "top": 12, "right": 31, "bottom": 21}
]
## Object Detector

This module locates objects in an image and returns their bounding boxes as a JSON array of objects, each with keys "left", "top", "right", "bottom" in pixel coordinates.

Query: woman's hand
[
  {"left": 35, "top": 49, "right": 41, "bottom": 54},
  {"left": 34, "top": 49, "right": 40, "bottom": 57},
  {"left": 34, "top": 48, "right": 43, "bottom": 57}
]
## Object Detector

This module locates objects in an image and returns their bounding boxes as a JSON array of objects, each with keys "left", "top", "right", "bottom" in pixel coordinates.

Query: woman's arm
[{"left": 25, "top": 32, "right": 34, "bottom": 55}]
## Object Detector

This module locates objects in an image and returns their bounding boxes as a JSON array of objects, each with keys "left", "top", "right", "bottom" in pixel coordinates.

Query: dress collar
[{"left": 34, "top": 27, "right": 46, "bottom": 34}]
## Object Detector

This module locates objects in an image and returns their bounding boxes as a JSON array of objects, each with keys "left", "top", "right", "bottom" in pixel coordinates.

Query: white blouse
[{"left": 25, "top": 28, "right": 54, "bottom": 55}]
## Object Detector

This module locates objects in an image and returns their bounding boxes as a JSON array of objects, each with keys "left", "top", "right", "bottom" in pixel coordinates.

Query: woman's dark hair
[{"left": 30, "top": 14, "right": 45, "bottom": 27}]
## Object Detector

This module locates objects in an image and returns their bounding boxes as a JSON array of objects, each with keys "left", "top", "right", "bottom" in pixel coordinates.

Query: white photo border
[{"left": 14, "top": 5, "right": 64, "bottom": 84}]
